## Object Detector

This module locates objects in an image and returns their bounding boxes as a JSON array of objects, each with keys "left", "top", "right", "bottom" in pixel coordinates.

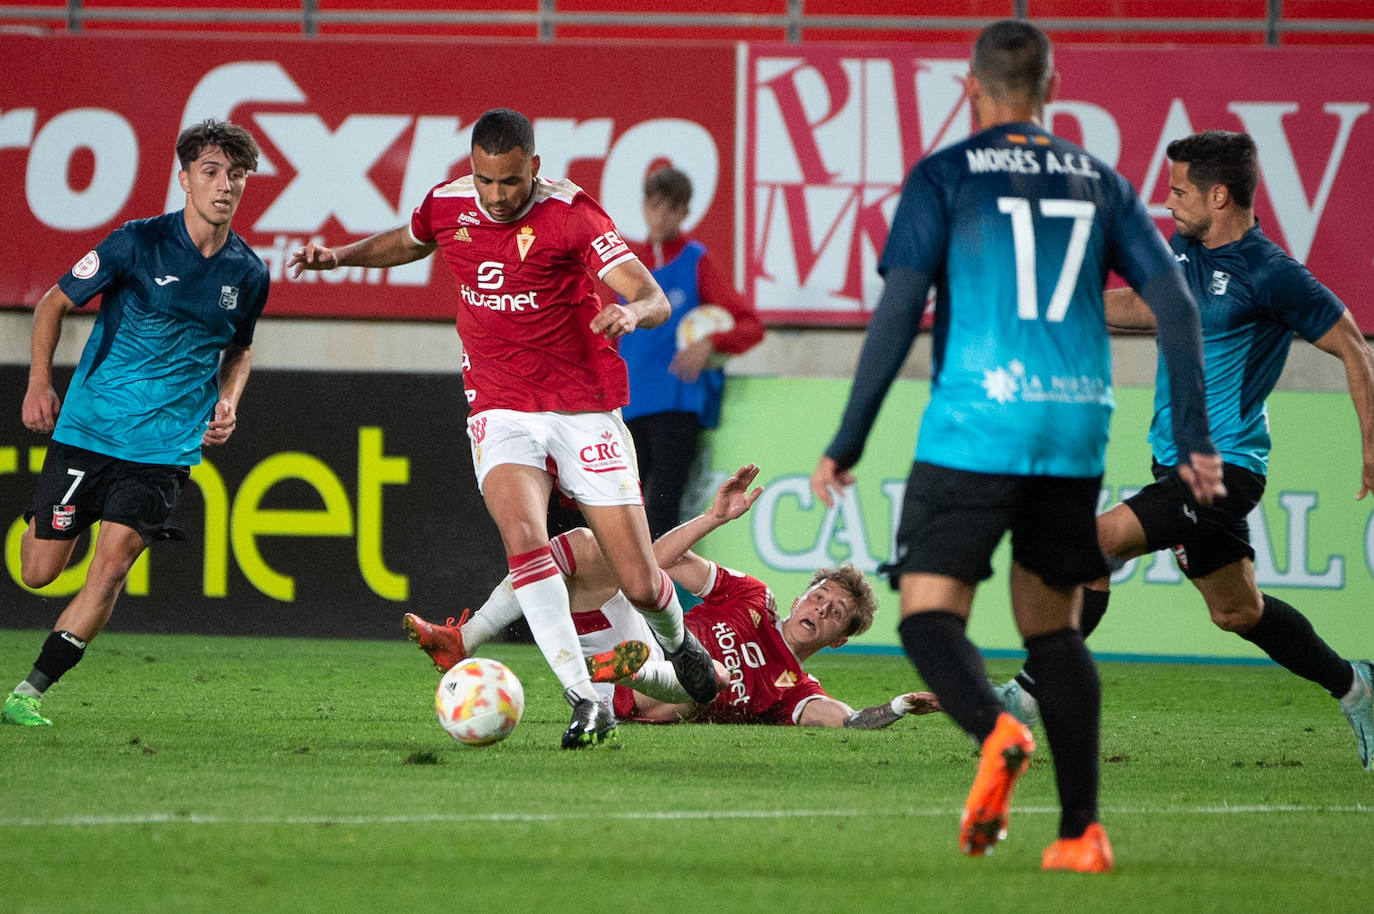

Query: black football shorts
[
  {"left": 882, "top": 461, "right": 1107, "bottom": 588},
  {"left": 1123, "top": 460, "right": 1264, "bottom": 579},
  {"left": 26, "top": 441, "right": 189, "bottom": 544}
]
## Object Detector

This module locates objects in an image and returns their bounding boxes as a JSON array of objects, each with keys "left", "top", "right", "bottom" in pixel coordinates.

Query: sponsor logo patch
[{"left": 577, "top": 430, "right": 628, "bottom": 474}]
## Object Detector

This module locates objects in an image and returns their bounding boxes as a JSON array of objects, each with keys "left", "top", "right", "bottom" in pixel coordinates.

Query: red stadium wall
[{"left": 2, "top": 33, "right": 1372, "bottom": 331}]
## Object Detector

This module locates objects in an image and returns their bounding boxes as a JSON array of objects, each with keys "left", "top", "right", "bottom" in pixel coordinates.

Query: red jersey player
[
  {"left": 405, "top": 464, "right": 943, "bottom": 729},
  {"left": 288, "top": 108, "right": 718, "bottom": 749}
]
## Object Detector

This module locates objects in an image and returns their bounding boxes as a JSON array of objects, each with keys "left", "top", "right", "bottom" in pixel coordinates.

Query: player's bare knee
[
  {"left": 20, "top": 562, "right": 61, "bottom": 590},
  {"left": 1208, "top": 598, "right": 1263, "bottom": 633},
  {"left": 560, "top": 527, "right": 596, "bottom": 559}
]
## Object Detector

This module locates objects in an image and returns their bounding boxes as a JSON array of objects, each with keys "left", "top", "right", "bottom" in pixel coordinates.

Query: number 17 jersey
[{"left": 882, "top": 122, "right": 1179, "bottom": 477}]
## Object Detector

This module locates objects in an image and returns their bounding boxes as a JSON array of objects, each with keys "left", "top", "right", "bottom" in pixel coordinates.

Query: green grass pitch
[{"left": 1, "top": 629, "right": 1370, "bottom": 913}]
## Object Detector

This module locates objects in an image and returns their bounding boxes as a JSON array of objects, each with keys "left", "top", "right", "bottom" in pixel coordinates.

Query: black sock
[
  {"left": 1080, "top": 586, "right": 1110, "bottom": 639},
  {"left": 27, "top": 630, "right": 87, "bottom": 695},
  {"left": 1241, "top": 594, "right": 1353, "bottom": 697},
  {"left": 898, "top": 611, "right": 1001, "bottom": 743},
  {"left": 1013, "top": 587, "right": 1111, "bottom": 701},
  {"left": 1024, "top": 627, "right": 1101, "bottom": 839}
]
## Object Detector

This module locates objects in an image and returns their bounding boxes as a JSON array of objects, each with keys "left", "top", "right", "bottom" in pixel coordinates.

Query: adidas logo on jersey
[{"left": 453, "top": 227, "right": 472, "bottom": 243}]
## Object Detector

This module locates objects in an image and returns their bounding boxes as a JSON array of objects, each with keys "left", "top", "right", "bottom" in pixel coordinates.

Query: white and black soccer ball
[{"left": 434, "top": 658, "right": 524, "bottom": 746}]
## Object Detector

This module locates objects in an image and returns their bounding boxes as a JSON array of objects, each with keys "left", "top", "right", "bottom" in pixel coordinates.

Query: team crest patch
[
  {"left": 52, "top": 504, "right": 75, "bottom": 531},
  {"left": 72, "top": 250, "right": 99, "bottom": 279},
  {"left": 516, "top": 226, "right": 535, "bottom": 262},
  {"left": 219, "top": 285, "right": 240, "bottom": 311},
  {"left": 1208, "top": 270, "right": 1231, "bottom": 296},
  {"left": 1171, "top": 543, "right": 1190, "bottom": 573}
]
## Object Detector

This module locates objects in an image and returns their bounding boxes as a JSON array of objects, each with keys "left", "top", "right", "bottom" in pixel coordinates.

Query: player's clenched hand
[
  {"left": 810, "top": 456, "right": 854, "bottom": 508},
  {"left": 590, "top": 301, "right": 638, "bottom": 338},
  {"left": 707, "top": 463, "right": 763, "bottom": 523},
  {"left": 287, "top": 242, "right": 339, "bottom": 278},
  {"left": 202, "top": 399, "right": 238, "bottom": 447},
  {"left": 1178, "top": 451, "right": 1226, "bottom": 505},
  {"left": 21, "top": 384, "right": 61, "bottom": 434}
]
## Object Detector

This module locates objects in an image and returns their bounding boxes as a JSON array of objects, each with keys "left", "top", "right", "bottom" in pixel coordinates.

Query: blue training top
[
  {"left": 1149, "top": 221, "right": 1344, "bottom": 475},
  {"left": 620, "top": 240, "right": 726, "bottom": 428},
  {"left": 877, "top": 123, "right": 1191, "bottom": 477},
  {"left": 55, "top": 210, "right": 270, "bottom": 466}
]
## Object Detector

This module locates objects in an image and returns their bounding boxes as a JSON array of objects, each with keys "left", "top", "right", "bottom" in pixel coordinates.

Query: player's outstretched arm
[
  {"left": 22, "top": 284, "right": 76, "bottom": 434},
  {"left": 652, "top": 464, "right": 762, "bottom": 593},
  {"left": 287, "top": 226, "right": 434, "bottom": 277},
  {"left": 1313, "top": 308, "right": 1374, "bottom": 499},
  {"left": 797, "top": 691, "right": 941, "bottom": 728}
]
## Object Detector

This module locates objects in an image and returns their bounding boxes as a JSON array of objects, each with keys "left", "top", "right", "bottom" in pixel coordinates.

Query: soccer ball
[
  {"left": 434, "top": 658, "right": 524, "bottom": 746},
  {"left": 675, "top": 303, "right": 735, "bottom": 368}
]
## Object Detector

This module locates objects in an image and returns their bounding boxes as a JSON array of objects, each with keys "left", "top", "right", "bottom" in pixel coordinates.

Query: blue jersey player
[
  {"left": 998, "top": 131, "right": 1374, "bottom": 772},
  {"left": 811, "top": 20, "right": 1224, "bottom": 873},
  {"left": 4, "top": 119, "right": 269, "bottom": 729}
]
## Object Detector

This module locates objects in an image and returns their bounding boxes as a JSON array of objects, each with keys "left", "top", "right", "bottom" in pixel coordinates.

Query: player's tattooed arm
[
  {"left": 843, "top": 703, "right": 905, "bottom": 730},
  {"left": 843, "top": 692, "right": 942, "bottom": 729}
]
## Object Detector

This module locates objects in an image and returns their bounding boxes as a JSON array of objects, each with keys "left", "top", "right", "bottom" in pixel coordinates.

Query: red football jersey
[
  {"left": 410, "top": 175, "right": 638, "bottom": 415},
  {"left": 614, "top": 565, "right": 830, "bottom": 724}
]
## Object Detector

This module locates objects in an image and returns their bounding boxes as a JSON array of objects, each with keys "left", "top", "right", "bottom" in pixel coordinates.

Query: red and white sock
[
  {"left": 632, "top": 569, "right": 686, "bottom": 653},
  {"left": 509, "top": 546, "right": 596, "bottom": 702}
]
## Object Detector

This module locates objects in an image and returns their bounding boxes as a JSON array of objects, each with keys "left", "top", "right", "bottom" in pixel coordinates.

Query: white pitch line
[{"left": 1, "top": 804, "right": 1370, "bottom": 828}]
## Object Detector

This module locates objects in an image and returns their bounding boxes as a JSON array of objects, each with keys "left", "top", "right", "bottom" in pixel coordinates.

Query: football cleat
[
  {"left": 403, "top": 610, "right": 469, "bottom": 673},
  {"left": 960, "top": 712, "right": 1035, "bottom": 856},
  {"left": 992, "top": 676, "right": 1040, "bottom": 728},
  {"left": 1042, "top": 822, "right": 1115, "bottom": 873},
  {"left": 664, "top": 629, "right": 720, "bottom": 704},
  {"left": 1340, "top": 659, "right": 1374, "bottom": 771},
  {"left": 585, "top": 640, "right": 651, "bottom": 684},
  {"left": 561, "top": 694, "right": 618, "bottom": 749},
  {"left": 2, "top": 692, "right": 52, "bottom": 727}
]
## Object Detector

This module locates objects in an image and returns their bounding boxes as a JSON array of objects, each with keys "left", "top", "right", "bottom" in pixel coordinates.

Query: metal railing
[{"left": 1, "top": 1, "right": 1371, "bottom": 45}]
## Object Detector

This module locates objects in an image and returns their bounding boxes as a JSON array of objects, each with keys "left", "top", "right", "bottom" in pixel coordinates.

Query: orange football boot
[
  {"left": 585, "top": 640, "right": 651, "bottom": 683},
  {"left": 403, "top": 610, "right": 470, "bottom": 673},
  {"left": 1042, "top": 822, "right": 1114, "bottom": 873},
  {"left": 960, "top": 712, "right": 1036, "bottom": 855}
]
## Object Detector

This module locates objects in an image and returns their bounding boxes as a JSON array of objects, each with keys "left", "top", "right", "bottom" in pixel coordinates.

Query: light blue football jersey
[
  {"left": 1148, "top": 222, "right": 1343, "bottom": 474},
  {"left": 54, "top": 210, "right": 269, "bottom": 465},
  {"left": 881, "top": 123, "right": 1180, "bottom": 477}
]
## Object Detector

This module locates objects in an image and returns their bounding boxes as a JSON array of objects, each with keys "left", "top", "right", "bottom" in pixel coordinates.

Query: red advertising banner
[
  {"left": 2, "top": 35, "right": 1372, "bottom": 332},
  {"left": 744, "top": 43, "right": 1374, "bottom": 328},
  {"left": 0, "top": 33, "right": 737, "bottom": 320}
]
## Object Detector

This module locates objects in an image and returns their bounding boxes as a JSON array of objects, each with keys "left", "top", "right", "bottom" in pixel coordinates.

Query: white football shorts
[{"left": 466, "top": 409, "right": 643, "bottom": 507}]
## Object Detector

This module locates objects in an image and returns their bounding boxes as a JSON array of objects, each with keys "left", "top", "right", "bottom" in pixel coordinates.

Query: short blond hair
[{"left": 807, "top": 564, "right": 876, "bottom": 637}]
